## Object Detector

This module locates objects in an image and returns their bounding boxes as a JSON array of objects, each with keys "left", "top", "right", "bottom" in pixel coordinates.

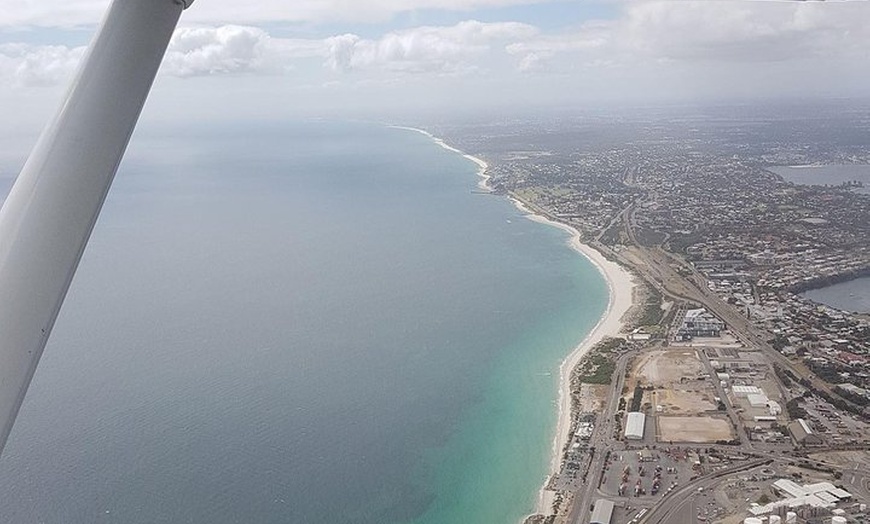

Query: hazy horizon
[{"left": 1, "top": 0, "right": 869, "bottom": 136}]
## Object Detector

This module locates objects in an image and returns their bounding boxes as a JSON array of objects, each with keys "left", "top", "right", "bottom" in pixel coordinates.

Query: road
[
  {"left": 697, "top": 350, "right": 752, "bottom": 448},
  {"left": 517, "top": 179, "right": 864, "bottom": 523},
  {"left": 639, "top": 460, "right": 770, "bottom": 524},
  {"left": 605, "top": 195, "right": 861, "bottom": 414},
  {"left": 567, "top": 352, "right": 631, "bottom": 524}
]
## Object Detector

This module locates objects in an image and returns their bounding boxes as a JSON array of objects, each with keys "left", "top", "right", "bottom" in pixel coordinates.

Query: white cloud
[
  {"left": 617, "top": 0, "right": 870, "bottom": 62},
  {"left": 0, "top": 43, "right": 84, "bottom": 87},
  {"left": 326, "top": 21, "right": 537, "bottom": 74},
  {"left": 325, "top": 34, "right": 360, "bottom": 73},
  {"left": 1, "top": 2, "right": 868, "bottom": 106},
  {"left": 506, "top": 1, "right": 870, "bottom": 72},
  {"left": 163, "top": 26, "right": 275, "bottom": 77},
  {"left": 0, "top": 20, "right": 537, "bottom": 86}
]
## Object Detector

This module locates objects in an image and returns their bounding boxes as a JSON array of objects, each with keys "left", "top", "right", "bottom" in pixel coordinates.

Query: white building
[
  {"left": 624, "top": 412, "right": 645, "bottom": 440},
  {"left": 732, "top": 385, "right": 763, "bottom": 398},
  {"left": 749, "top": 479, "right": 853, "bottom": 516},
  {"left": 747, "top": 393, "right": 769, "bottom": 408},
  {"left": 767, "top": 401, "right": 782, "bottom": 416},
  {"left": 590, "top": 499, "right": 615, "bottom": 524}
]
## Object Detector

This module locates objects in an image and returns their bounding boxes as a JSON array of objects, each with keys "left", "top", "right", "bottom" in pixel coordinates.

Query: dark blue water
[{"left": 0, "top": 122, "right": 606, "bottom": 524}]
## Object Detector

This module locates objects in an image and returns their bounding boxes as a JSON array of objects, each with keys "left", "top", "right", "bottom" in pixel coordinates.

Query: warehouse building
[
  {"left": 788, "top": 419, "right": 823, "bottom": 446},
  {"left": 747, "top": 393, "right": 770, "bottom": 408},
  {"left": 732, "top": 385, "right": 763, "bottom": 397},
  {"left": 590, "top": 499, "right": 615, "bottom": 524},
  {"left": 749, "top": 479, "right": 852, "bottom": 516},
  {"left": 624, "top": 412, "right": 646, "bottom": 440}
]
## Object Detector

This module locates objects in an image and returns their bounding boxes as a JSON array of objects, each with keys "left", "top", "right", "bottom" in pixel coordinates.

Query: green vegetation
[
  {"left": 599, "top": 222, "right": 622, "bottom": 245},
  {"left": 634, "top": 285, "right": 664, "bottom": 327},
  {"left": 805, "top": 359, "right": 843, "bottom": 385},
  {"left": 770, "top": 334, "right": 789, "bottom": 352},
  {"left": 574, "top": 337, "right": 626, "bottom": 385},
  {"left": 786, "top": 398, "right": 808, "bottom": 420},
  {"left": 636, "top": 227, "right": 666, "bottom": 247},
  {"left": 581, "top": 354, "right": 617, "bottom": 385},
  {"left": 774, "top": 364, "right": 794, "bottom": 388},
  {"left": 630, "top": 385, "right": 644, "bottom": 412}
]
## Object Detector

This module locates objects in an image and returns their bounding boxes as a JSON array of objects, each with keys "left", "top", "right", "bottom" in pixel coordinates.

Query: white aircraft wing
[{"left": 0, "top": 0, "right": 194, "bottom": 456}]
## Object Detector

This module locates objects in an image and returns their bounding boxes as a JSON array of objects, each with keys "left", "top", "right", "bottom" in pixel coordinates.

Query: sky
[{"left": 0, "top": 0, "right": 869, "bottom": 133}]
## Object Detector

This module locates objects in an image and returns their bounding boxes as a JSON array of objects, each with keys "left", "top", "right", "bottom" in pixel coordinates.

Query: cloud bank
[{"left": 0, "top": 1, "right": 867, "bottom": 102}]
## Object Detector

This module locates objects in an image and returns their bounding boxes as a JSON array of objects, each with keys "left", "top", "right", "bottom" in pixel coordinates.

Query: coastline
[
  {"left": 511, "top": 199, "right": 636, "bottom": 516},
  {"left": 399, "top": 125, "right": 636, "bottom": 521},
  {"left": 389, "top": 126, "right": 491, "bottom": 190}
]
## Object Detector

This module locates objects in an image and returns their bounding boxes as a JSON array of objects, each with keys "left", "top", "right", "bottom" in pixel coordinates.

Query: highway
[
  {"left": 518, "top": 181, "right": 863, "bottom": 524},
  {"left": 568, "top": 352, "right": 630, "bottom": 523},
  {"left": 608, "top": 191, "right": 862, "bottom": 415},
  {"left": 638, "top": 459, "right": 770, "bottom": 524}
]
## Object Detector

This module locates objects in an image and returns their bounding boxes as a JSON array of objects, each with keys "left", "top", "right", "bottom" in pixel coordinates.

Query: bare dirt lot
[
  {"left": 577, "top": 384, "right": 609, "bottom": 413},
  {"left": 658, "top": 416, "right": 734, "bottom": 443},
  {"left": 809, "top": 450, "right": 870, "bottom": 469},
  {"left": 653, "top": 389, "right": 717, "bottom": 415},
  {"left": 635, "top": 349, "right": 703, "bottom": 386}
]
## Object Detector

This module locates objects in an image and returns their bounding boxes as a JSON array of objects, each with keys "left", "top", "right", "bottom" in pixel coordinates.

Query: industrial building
[
  {"left": 732, "top": 385, "right": 763, "bottom": 397},
  {"left": 624, "top": 412, "right": 645, "bottom": 440},
  {"left": 675, "top": 308, "right": 725, "bottom": 339},
  {"left": 590, "top": 499, "right": 615, "bottom": 524},
  {"left": 747, "top": 393, "right": 769, "bottom": 408},
  {"left": 748, "top": 479, "right": 852, "bottom": 516},
  {"left": 787, "top": 419, "right": 824, "bottom": 446}
]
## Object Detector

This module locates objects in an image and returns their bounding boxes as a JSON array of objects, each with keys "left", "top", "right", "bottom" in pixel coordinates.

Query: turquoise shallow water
[{"left": 0, "top": 122, "right": 606, "bottom": 524}]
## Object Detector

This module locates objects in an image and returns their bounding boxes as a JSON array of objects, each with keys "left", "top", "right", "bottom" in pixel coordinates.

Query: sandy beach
[
  {"left": 512, "top": 198, "right": 636, "bottom": 515},
  {"left": 402, "top": 125, "right": 636, "bottom": 520},
  {"left": 389, "top": 126, "right": 491, "bottom": 190}
]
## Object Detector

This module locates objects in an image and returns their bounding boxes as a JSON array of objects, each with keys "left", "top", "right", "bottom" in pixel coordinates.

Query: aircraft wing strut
[{"left": 0, "top": 0, "right": 194, "bottom": 456}]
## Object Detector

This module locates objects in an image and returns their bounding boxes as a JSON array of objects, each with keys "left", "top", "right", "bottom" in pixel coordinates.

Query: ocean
[{"left": 0, "top": 121, "right": 607, "bottom": 524}]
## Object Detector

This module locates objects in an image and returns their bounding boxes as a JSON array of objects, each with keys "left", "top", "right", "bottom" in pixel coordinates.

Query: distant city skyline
[{"left": 0, "top": 0, "right": 869, "bottom": 131}]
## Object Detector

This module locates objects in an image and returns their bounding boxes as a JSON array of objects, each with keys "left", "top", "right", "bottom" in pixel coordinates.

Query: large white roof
[
  {"left": 624, "top": 412, "right": 645, "bottom": 439},
  {"left": 757, "top": 479, "right": 854, "bottom": 515}
]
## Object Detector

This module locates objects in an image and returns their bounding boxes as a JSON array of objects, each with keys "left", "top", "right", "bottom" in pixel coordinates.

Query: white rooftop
[
  {"left": 624, "top": 412, "right": 645, "bottom": 440},
  {"left": 754, "top": 479, "right": 854, "bottom": 515}
]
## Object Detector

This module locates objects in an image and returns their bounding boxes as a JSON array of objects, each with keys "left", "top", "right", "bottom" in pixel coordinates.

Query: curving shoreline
[
  {"left": 389, "top": 126, "right": 491, "bottom": 190},
  {"left": 399, "top": 125, "right": 636, "bottom": 522},
  {"left": 510, "top": 199, "right": 636, "bottom": 518}
]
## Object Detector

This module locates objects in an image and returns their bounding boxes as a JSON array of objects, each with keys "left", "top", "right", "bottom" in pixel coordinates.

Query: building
[
  {"left": 590, "top": 499, "right": 615, "bottom": 524},
  {"left": 624, "top": 412, "right": 645, "bottom": 440},
  {"left": 628, "top": 328, "right": 652, "bottom": 341},
  {"left": 787, "top": 419, "right": 823, "bottom": 446},
  {"left": 747, "top": 393, "right": 770, "bottom": 408},
  {"left": 638, "top": 449, "right": 655, "bottom": 462},
  {"left": 576, "top": 422, "right": 594, "bottom": 440},
  {"left": 675, "top": 308, "right": 725, "bottom": 339},
  {"left": 767, "top": 401, "right": 782, "bottom": 416},
  {"left": 732, "top": 385, "right": 763, "bottom": 397},
  {"left": 838, "top": 383, "right": 870, "bottom": 399},
  {"left": 749, "top": 479, "right": 853, "bottom": 516}
]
